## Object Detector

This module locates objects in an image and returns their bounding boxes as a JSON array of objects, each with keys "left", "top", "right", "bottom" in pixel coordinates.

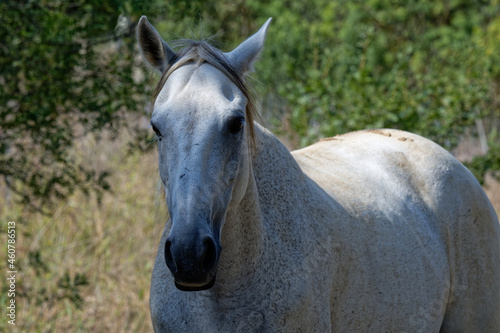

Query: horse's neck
[
  {"left": 217, "top": 124, "right": 308, "bottom": 291},
  {"left": 218, "top": 166, "right": 263, "bottom": 288}
]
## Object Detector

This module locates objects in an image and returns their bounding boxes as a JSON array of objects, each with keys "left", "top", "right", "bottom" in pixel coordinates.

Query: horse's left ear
[{"left": 224, "top": 18, "right": 272, "bottom": 75}]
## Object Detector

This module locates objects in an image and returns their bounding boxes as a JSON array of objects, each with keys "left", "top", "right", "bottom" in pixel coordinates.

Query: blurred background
[{"left": 1, "top": 0, "right": 499, "bottom": 331}]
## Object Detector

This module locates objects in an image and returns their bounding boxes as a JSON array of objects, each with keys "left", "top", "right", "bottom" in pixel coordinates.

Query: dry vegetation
[
  {"left": 1, "top": 126, "right": 165, "bottom": 332},
  {"left": 1, "top": 127, "right": 498, "bottom": 332},
  {"left": 484, "top": 175, "right": 500, "bottom": 216},
  {"left": 453, "top": 136, "right": 500, "bottom": 215}
]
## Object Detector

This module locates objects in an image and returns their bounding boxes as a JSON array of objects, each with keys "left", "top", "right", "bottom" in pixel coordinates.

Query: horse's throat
[{"left": 218, "top": 174, "right": 264, "bottom": 287}]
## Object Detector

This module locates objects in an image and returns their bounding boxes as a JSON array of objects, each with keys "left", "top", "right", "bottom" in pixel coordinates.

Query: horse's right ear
[{"left": 137, "top": 16, "right": 176, "bottom": 73}]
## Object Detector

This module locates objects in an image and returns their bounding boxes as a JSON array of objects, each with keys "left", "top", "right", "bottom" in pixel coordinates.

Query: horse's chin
[{"left": 174, "top": 276, "right": 216, "bottom": 292}]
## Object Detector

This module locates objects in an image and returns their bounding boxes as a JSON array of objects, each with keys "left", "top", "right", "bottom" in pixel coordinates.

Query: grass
[
  {"left": 483, "top": 174, "right": 500, "bottom": 217},
  {"left": 0, "top": 129, "right": 167, "bottom": 332},
  {"left": 0, "top": 127, "right": 498, "bottom": 332}
]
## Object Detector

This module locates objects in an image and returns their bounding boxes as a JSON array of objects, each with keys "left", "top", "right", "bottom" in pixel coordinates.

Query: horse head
[{"left": 137, "top": 16, "right": 271, "bottom": 291}]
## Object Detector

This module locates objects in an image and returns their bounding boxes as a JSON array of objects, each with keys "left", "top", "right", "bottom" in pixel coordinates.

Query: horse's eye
[
  {"left": 228, "top": 117, "right": 245, "bottom": 135},
  {"left": 151, "top": 122, "right": 162, "bottom": 137}
]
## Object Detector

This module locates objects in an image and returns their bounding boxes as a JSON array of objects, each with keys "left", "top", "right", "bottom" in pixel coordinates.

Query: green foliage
[
  {"left": 57, "top": 271, "right": 89, "bottom": 309},
  {"left": 28, "top": 250, "right": 49, "bottom": 276},
  {"left": 466, "top": 140, "right": 500, "bottom": 185},
  {"left": 0, "top": 0, "right": 151, "bottom": 212},
  {"left": 255, "top": 0, "right": 500, "bottom": 148}
]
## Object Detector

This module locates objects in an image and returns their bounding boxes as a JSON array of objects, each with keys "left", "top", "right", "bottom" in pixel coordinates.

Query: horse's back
[{"left": 292, "top": 129, "right": 500, "bottom": 332}]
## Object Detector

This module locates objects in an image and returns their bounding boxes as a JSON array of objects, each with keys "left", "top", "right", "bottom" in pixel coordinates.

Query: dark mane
[{"left": 152, "top": 40, "right": 258, "bottom": 144}]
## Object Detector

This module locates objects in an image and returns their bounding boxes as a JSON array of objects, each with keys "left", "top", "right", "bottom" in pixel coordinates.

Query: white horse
[{"left": 137, "top": 16, "right": 500, "bottom": 332}]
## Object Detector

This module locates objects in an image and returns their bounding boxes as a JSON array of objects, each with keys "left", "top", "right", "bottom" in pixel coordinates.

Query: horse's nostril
[
  {"left": 200, "top": 237, "right": 217, "bottom": 273},
  {"left": 164, "top": 239, "right": 177, "bottom": 273}
]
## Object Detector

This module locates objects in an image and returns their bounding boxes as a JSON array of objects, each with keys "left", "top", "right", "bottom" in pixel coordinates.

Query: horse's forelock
[{"left": 152, "top": 40, "right": 258, "bottom": 146}]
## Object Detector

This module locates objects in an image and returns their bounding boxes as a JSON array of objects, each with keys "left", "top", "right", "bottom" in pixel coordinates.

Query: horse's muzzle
[{"left": 164, "top": 233, "right": 220, "bottom": 291}]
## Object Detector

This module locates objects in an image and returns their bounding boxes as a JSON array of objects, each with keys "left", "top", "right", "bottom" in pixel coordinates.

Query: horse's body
[{"left": 137, "top": 17, "right": 500, "bottom": 332}]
